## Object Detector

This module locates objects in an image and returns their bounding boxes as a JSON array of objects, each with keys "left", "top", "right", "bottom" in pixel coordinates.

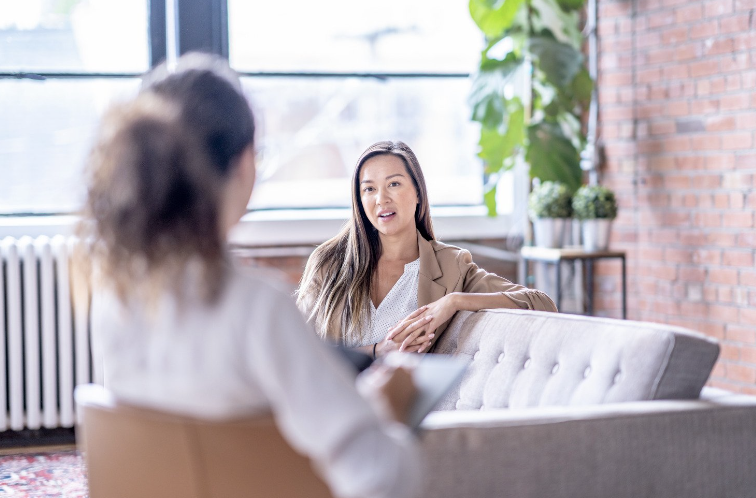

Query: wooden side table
[{"left": 519, "top": 246, "right": 627, "bottom": 319}]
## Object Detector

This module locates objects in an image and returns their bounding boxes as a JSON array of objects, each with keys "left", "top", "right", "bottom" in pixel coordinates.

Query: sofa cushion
[{"left": 433, "top": 309, "right": 720, "bottom": 411}]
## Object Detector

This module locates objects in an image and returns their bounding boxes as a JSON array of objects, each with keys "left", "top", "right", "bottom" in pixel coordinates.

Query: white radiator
[{"left": 0, "top": 235, "right": 96, "bottom": 432}]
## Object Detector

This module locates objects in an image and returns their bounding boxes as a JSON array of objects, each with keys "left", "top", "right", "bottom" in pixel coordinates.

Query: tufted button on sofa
[{"left": 419, "top": 309, "right": 756, "bottom": 498}]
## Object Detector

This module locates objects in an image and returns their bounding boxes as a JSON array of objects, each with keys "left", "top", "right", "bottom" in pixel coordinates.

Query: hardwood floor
[{"left": 0, "top": 443, "right": 77, "bottom": 456}]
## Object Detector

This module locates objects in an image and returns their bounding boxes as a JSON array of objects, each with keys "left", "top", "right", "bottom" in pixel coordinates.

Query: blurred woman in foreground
[{"left": 80, "top": 54, "right": 422, "bottom": 498}]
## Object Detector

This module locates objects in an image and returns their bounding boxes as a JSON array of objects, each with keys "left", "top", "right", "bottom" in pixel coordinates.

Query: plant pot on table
[
  {"left": 532, "top": 217, "right": 571, "bottom": 248},
  {"left": 580, "top": 218, "right": 612, "bottom": 252}
]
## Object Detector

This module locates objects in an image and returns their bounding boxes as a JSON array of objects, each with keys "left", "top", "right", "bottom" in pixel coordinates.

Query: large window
[
  {"left": 0, "top": 0, "right": 149, "bottom": 215},
  {"left": 228, "top": 0, "right": 479, "bottom": 74},
  {"left": 229, "top": 0, "right": 487, "bottom": 210},
  {"left": 0, "top": 0, "right": 148, "bottom": 73},
  {"left": 1, "top": 1, "right": 508, "bottom": 219},
  {"left": 0, "top": 78, "right": 140, "bottom": 214},
  {"left": 244, "top": 77, "right": 481, "bottom": 209}
]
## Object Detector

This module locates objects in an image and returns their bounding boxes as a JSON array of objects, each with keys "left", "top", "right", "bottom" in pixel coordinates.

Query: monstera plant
[{"left": 469, "top": 0, "right": 593, "bottom": 215}]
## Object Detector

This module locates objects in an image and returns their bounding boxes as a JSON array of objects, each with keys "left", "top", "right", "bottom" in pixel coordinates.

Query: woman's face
[{"left": 359, "top": 154, "right": 419, "bottom": 240}]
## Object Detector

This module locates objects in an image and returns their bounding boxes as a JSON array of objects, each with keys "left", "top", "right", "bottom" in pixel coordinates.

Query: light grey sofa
[{"left": 419, "top": 309, "right": 756, "bottom": 498}]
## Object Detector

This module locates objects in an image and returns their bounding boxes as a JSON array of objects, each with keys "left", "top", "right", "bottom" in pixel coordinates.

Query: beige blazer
[
  {"left": 301, "top": 231, "right": 557, "bottom": 347},
  {"left": 416, "top": 232, "right": 557, "bottom": 349}
]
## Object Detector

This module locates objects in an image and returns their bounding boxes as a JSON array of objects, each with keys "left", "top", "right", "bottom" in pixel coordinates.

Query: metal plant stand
[{"left": 520, "top": 246, "right": 627, "bottom": 319}]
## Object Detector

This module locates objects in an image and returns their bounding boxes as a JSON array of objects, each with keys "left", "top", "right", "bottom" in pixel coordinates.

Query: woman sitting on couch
[{"left": 297, "top": 141, "right": 557, "bottom": 359}]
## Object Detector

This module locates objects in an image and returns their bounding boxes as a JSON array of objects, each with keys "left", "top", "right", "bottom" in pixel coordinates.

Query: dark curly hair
[{"left": 78, "top": 54, "right": 255, "bottom": 304}]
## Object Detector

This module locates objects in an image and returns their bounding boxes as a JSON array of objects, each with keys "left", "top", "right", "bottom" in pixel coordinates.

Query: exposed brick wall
[{"left": 597, "top": 0, "right": 756, "bottom": 393}]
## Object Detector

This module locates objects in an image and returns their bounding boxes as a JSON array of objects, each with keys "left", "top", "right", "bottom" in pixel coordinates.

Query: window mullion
[
  {"left": 149, "top": 0, "right": 168, "bottom": 68},
  {"left": 176, "top": 0, "right": 228, "bottom": 58}
]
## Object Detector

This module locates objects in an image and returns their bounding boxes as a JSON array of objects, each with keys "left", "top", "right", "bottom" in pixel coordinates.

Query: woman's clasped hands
[{"left": 377, "top": 294, "right": 460, "bottom": 356}]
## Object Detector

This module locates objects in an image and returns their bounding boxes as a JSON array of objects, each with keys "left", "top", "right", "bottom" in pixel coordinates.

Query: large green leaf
[
  {"left": 531, "top": 0, "right": 583, "bottom": 47},
  {"left": 479, "top": 128, "right": 507, "bottom": 173},
  {"left": 468, "top": 56, "right": 522, "bottom": 128},
  {"left": 484, "top": 183, "right": 499, "bottom": 217},
  {"left": 556, "top": 111, "right": 585, "bottom": 150},
  {"left": 479, "top": 99, "right": 525, "bottom": 217},
  {"left": 532, "top": 78, "right": 556, "bottom": 112},
  {"left": 556, "top": 0, "right": 586, "bottom": 11},
  {"left": 470, "top": 93, "right": 506, "bottom": 129},
  {"left": 470, "top": 0, "right": 527, "bottom": 39},
  {"left": 479, "top": 48, "right": 520, "bottom": 71},
  {"left": 571, "top": 67, "right": 593, "bottom": 106},
  {"left": 529, "top": 33, "right": 583, "bottom": 89},
  {"left": 526, "top": 122, "right": 582, "bottom": 192},
  {"left": 477, "top": 98, "right": 525, "bottom": 173}
]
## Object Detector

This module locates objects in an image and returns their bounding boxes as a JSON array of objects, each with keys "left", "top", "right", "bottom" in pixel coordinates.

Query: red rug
[{"left": 0, "top": 450, "right": 87, "bottom": 497}]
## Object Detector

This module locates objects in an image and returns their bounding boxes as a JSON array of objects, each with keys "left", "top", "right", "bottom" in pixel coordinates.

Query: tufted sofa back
[{"left": 433, "top": 309, "right": 719, "bottom": 411}]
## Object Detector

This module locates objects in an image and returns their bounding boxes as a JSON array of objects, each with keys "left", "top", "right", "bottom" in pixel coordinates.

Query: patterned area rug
[{"left": 0, "top": 450, "right": 87, "bottom": 497}]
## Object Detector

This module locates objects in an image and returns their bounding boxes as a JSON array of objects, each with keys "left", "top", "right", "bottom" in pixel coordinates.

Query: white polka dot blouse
[{"left": 346, "top": 258, "right": 421, "bottom": 348}]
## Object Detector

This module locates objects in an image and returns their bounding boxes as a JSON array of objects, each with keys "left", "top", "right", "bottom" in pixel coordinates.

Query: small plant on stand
[
  {"left": 528, "top": 181, "right": 572, "bottom": 248},
  {"left": 572, "top": 184, "right": 618, "bottom": 252}
]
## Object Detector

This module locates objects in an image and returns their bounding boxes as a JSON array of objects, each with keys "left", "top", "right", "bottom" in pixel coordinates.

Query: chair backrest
[{"left": 74, "top": 384, "right": 333, "bottom": 498}]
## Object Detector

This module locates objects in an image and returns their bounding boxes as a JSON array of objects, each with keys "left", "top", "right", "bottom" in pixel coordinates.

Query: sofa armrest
[{"left": 419, "top": 396, "right": 756, "bottom": 498}]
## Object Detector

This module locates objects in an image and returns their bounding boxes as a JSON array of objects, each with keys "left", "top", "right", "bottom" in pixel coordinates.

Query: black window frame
[
  {"left": 0, "top": 0, "right": 233, "bottom": 81},
  {"left": 0, "top": 0, "right": 474, "bottom": 115},
  {"left": 0, "top": 0, "right": 227, "bottom": 217},
  {"left": 0, "top": 0, "right": 475, "bottom": 125}
]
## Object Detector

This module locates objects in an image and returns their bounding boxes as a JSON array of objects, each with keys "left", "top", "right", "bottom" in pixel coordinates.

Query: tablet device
[
  {"left": 382, "top": 353, "right": 470, "bottom": 429},
  {"left": 332, "top": 344, "right": 374, "bottom": 373}
]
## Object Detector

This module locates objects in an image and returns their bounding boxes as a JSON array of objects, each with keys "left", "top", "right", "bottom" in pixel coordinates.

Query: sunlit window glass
[
  {"left": 0, "top": 0, "right": 148, "bottom": 73},
  {"left": 0, "top": 79, "right": 140, "bottom": 214},
  {"left": 230, "top": 0, "right": 487, "bottom": 211},
  {"left": 228, "top": 0, "right": 481, "bottom": 73},
  {"left": 245, "top": 77, "right": 482, "bottom": 210}
]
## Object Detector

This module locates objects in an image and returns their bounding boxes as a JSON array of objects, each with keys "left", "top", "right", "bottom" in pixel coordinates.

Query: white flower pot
[
  {"left": 532, "top": 218, "right": 568, "bottom": 248},
  {"left": 581, "top": 219, "right": 612, "bottom": 252},
  {"left": 565, "top": 218, "right": 581, "bottom": 247}
]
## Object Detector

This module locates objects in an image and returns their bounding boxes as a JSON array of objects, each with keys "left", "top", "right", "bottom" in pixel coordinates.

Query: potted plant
[
  {"left": 572, "top": 184, "right": 617, "bottom": 251},
  {"left": 468, "top": 0, "right": 593, "bottom": 216},
  {"left": 528, "top": 181, "right": 572, "bottom": 248}
]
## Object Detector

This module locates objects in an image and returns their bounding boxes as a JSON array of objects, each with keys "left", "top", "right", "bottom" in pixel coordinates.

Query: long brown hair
[
  {"left": 77, "top": 54, "right": 255, "bottom": 305},
  {"left": 297, "top": 141, "right": 434, "bottom": 342}
]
